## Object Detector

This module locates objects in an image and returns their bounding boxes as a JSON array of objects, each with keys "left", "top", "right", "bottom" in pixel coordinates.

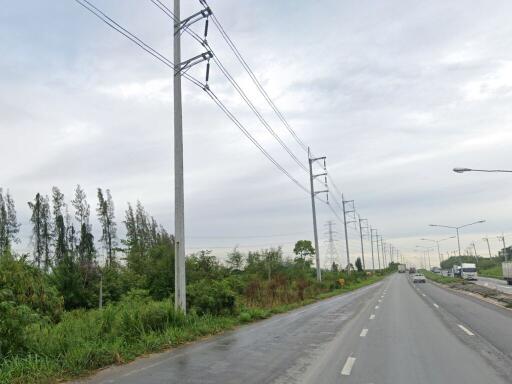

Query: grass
[
  {"left": 421, "top": 270, "right": 461, "bottom": 285},
  {"left": 0, "top": 274, "right": 385, "bottom": 384},
  {"left": 478, "top": 264, "right": 503, "bottom": 279}
]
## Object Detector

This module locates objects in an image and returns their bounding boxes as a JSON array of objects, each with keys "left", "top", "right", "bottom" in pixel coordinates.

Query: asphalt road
[
  {"left": 76, "top": 275, "right": 512, "bottom": 384},
  {"left": 474, "top": 275, "right": 512, "bottom": 294}
]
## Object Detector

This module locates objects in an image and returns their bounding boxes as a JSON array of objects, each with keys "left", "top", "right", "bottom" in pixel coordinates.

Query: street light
[
  {"left": 420, "top": 236, "right": 456, "bottom": 266},
  {"left": 429, "top": 221, "right": 485, "bottom": 257},
  {"left": 416, "top": 245, "right": 435, "bottom": 270},
  {"left": 454, "top": 167, "right": 512, "bottom": 173}
]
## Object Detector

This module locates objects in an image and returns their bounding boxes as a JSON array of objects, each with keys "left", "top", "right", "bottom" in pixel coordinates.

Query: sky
[{"left": 2, "top": 0, "right": 512, "bottom": 269}]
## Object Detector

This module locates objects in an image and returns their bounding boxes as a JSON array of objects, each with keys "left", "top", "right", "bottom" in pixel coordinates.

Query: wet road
[
  {"left": 474, "top": 275, "right": 512, "bottom": 294},
  {"left": 76, "top": 275, "right": 512, "bottom": 384}
]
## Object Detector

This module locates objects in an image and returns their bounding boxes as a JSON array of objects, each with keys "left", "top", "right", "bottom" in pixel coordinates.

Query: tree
[
  {"left": 97, "top": 188, "right": 117, "bottom": 266},
  {"left": 293, "top": 240, "right": 315, "bottom": 266},
  {"left": 52, "top": 187, "right": 67, "bottom": 263},
  {"left": 0, "top": 189, "right": 20, "bottom": 255},
  {"left": 71, "top": 185, "right": 90, "bottom": 228},
  {"left": 40, "top": 196, "right": 52, "bottom": 271},
  {"left": 72, "top": 185, "right": 94, "bottom": 266},
  {"left": 0, "top": 190, "right": 19, "bottom": 255},
  {"left": 355, "top": 257, "right": 363, "bottom": 272},
  {"left": 28, "top": 193, "right": 44, "bottom": 269},
  {"left": 226, "top": 247, "right": 244, "bottom": 272}
]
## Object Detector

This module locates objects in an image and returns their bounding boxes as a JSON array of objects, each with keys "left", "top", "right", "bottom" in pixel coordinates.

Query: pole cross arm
[
  {"left": 313, "top": 172, "right": 327, "bottom": 178},
  {"left": 177, "top": 7, "right": 212, "bottom": 33},
  {"left": 178, "top": 51, "right": 213, "bottom": 73},
  {"left": 314, "top": 189, "right": 329, "bottom": 196},
  {"left": 310, "top": 156, "right": 326, "bottom": 162}
]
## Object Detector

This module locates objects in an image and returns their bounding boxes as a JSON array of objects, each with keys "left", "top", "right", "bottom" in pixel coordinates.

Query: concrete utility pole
[
  {"left": 358, "top": 216, "right": 368, "bottom": 269},
  {"left": 497, "top": 234, "right": 508, "bottom": 261},
  {"left": 482, "top": 237, "right": 492, "bottom": 258},
  {"left": 370, "top": 227, "right": 376, "bottom": 270},
  {"left": 174, "top": 0, "right": 186, "bottom": 313},
  {"left": 308, "top": 148, "right": 328, "bottom": 281},
  {"left": 389, "top": 244, "right": 393, "bottom": 263},
  {"left": 380, "top": 236, "right": 385, "bottom": 268},
  {"left": 173, "top": 0, "right": 212, "bottom": 313},
  {"left": 342, "top": 194, "right": 355, "bottom": 271}
]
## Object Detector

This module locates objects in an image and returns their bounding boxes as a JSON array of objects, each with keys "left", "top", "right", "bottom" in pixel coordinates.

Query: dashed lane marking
[
  {"left": 375, "top": 305, "right": 379, "bottom": 309},
  {"left": 369, "top": 314, "right": 375, "bottom": 320},
  {"left": 378, "top": 299, "right": 382, "bottom": 303},
  {"left": 458, "top": 324, "right": 474, "bottom": 336},
  {"left": 433, "top": 303, "right": 439, "bottom": 308},
  {"left": 360, "top": 328, "right": 368, "bottom": 337},
  {"left": 422, "top": 294, "right": 426, "bottom": 297},
  {"left": 341, "top": 356, "right": 356, "bottom": 376}
]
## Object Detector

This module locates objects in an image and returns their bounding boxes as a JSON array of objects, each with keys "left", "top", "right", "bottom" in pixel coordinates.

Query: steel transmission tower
[{"left": 324, "top": 221, "right": 340, "bottom": 270}]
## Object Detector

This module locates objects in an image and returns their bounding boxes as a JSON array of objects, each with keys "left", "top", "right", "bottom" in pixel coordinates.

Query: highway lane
[
  {"left": 418, "top": 277, "right": 512, "bottom": 362},
  {"left": 303, "top": 274, "right": 511, "bottom": 384},
  {"left": 474, "top": 275, "right": 512, "bottom": 294},
  {"left": 76, "top": 274, "right": 512, "bottom": 384},
  {"left": 75, "top": 280, "right": 384, "bottom": 384}
]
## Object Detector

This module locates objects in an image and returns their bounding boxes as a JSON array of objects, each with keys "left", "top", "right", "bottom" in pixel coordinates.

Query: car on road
[{"left": 413, "top": 273, "right": 426, "bottom": 283}]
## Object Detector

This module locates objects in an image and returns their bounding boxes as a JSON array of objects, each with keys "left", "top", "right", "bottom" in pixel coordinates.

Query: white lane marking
[
  {"left": 378, "top": 299, "right": 382, "bottom": 303},
  {"left": 422, "top": 294, "right": 426, "bottom": 297},
  {"left": 375, "top": 305, "right": 379, "bottom": 309},
  {"left": 484, "top": 283, "right": 489, "bottom": 287},
  {"left": 458, "top": 324, "right": 475, "bottom": 336},
  {"left": 341, "top": 356, "right": 356, "bottom": 376},
  {"left": 381, "top": 295, "right": 385, "bottom": 298},
  {"left": 433, "top": 303, "right": 439, "bottom": 308},
  {"left": 360, "top": 328, "right": 368, "bottom": 337},
  {"left": 369, "top": 314, "right": 375, "bottom": 320}
]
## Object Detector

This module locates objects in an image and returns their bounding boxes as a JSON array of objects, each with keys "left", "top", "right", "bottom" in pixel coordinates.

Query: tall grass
[{"left": 0, "top": 274, "right": 385, "bottom": 384}]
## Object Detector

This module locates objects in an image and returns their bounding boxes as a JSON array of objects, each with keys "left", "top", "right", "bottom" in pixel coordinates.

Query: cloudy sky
[{"left": 2, "top": 0, "right": 512, "bottom": 268}]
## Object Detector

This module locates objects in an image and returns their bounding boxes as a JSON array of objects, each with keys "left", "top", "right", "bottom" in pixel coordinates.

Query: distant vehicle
[
  {"left": 409, "top": 267, "right": 416, "bottom": 274},
  {"left": 398, "top": 264, "right": 406, "bottom": 273},
  {"left": 502, "top": 262, "right": 512, "bottom": 285},
  {"left": 432, "top": 267, "right": 441, "bottom": 274},
  {"left": 460, "top": 263, "right": 477, "bottom": 280},
  {"left": 452, "top": 265, "right": 461, "bottom": 277},
  {"left": 441, "top": 269, "right": 449, "bottom": 277},
  {"left": 413, "top": 273, "right": 426, "bottom": 283}
]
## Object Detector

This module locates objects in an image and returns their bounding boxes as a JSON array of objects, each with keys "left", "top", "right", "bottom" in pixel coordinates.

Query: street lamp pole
[
  {"left": 420, "top": 236, "right": 456, "bottom": 266},
  {"left": 429, "top": 221, "right": 485, "bottom": 256}
]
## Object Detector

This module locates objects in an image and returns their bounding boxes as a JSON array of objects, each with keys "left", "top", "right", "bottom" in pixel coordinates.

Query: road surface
[
  {"left": 76, "top": 274, "right": 512, "bottom": 384},
  {"left": 474, "top": 275, "right": 512, "bottom": 294}
]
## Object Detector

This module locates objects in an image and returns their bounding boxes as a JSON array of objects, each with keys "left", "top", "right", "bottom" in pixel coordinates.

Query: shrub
[
  {"left": 187, "top": 280, "right": 236, "bottom": 315},
  {"left": 0, "top": 289, "right": 40, "bottom": 357}
]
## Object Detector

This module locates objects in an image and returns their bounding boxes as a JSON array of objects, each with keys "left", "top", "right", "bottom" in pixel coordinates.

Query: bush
[
  {"left": 0, "top": 253, "right": 63, "bottom": 322},
  {"left": 0, "top": 289, "right": 40, "bottom": 357},
  {"left": 187, "top": 280, "right": 236, "bottom": 315}
]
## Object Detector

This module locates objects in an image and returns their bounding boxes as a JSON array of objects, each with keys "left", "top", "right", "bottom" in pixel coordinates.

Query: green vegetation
[
  {"left": 421, "top": 270, "right": 460, "bottom": 285},
  {"left": 0, "top": 187, "right": 396, "bottom": 383},
  {"left": 440, "top": 255, "right": 505, "bottom": 278}
]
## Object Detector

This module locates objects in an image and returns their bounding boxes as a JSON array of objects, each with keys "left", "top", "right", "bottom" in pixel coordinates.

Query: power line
[
  {"left": 202, "top": 0, "right": 309, "bottom": 153},
  {"left": 149, "top": 0, "right": 309, "bottom": 174},
  {"left": 75, "top": 0, "right": 351, "bottom": 241}
]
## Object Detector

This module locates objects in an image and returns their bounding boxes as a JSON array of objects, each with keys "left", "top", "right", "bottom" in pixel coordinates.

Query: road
[
  {"left": 76, "top": 275, "right": 512, "bottom": 384},
  {"left": 474, "top": 275, "right": 512, "bottom": 294}
]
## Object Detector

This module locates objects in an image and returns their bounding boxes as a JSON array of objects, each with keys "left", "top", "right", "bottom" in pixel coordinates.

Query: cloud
[{"left": 3, "top": 0, "right": 512, "bottom": 266}]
